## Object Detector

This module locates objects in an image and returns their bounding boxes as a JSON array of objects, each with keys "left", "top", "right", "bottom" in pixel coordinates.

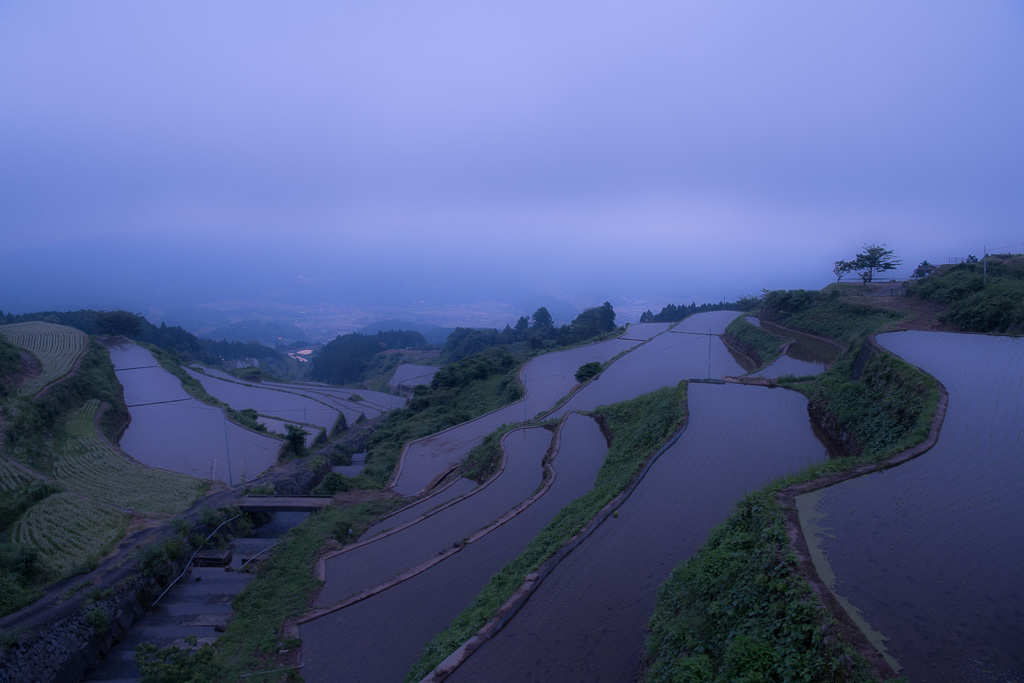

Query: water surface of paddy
[
  {"left": 798, "top": 331, "right": 1024, "bottom": 680},
  {"left": 452, "top": 383, "right": 827, "bottom": 681},
  {"left": 301, "top": 414, "right": 608, "bottom": 682},
  {"left": 110, "top": 343, "right": 280, "bottom": 483},
  {"left": 392, "top": 335, "right": 638, "bottom": 494}
]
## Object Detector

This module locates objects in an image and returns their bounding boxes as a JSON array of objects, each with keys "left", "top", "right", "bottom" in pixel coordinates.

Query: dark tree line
[
  {"left": 308, "top": 330, "right": 428, "bottom": 384},
  {"left": 639, "top": 300, "right": 749, "bottom": 323},
  {"left": 443, "top": 302, "right": 618, "bottom": 361},
  {"left": 0, "top": 309, "right": 285, "bottom": 364}
]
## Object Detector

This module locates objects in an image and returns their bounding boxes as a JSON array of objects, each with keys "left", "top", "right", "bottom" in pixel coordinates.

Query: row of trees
[
  {"left": 833, "top": 244, "right": 988, "bottom": 283},
  {"left": 443, "top": 302, "right": 618, "bottom": 362},
  {"left": 309, "top": 330, "right": 428, "bottom": 384},
  {"left": 0, "top": 309, "right": 284, "bottom": 365},
  {"left": 639, "top": 299, "right": 751, "bottom": 324}
]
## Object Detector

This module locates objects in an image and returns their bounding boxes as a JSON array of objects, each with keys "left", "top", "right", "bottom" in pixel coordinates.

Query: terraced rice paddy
[
  {"left": 389, "top": 363, "right": 440, "bottom": 390},
  {"left": 184, "top": 368, "right": 342, "bottom": 431},
  {"left": 53, "top": 400, "right": 205, "bottom": 515},
  {"left": 10, "top": 492, "right": 129, "bottom": 576},
  {"left": 0, "top": 321, "right": 87, "bottom": 396},
  {"left": 109, "top": 343, "right": 281, "bottom": 484},
  {"left": 316, "top": 427, "right": 554, "bottom": 606},
  {"left": 619, "top": 321, "right": 675, "bottom": 340},
  {"left": 0, "top": 456, "right": 36, "bottom": 492},
  {"left": 301, "top": 414, "right": 609, "bottom": 681},
  {"left": 392, "top": 335, "right": 638, "bottom": 494},
  {"left": 549, "top": 311, "right": 744, "bottom": 419},
  {"left": 451, "top": 383, "right": 827, "bottom": 681},
  {"left": 669, "top": 309, "right": 743, "bottom": 334},
  {"left": 798, "top": 331, "right": 1024, "bottom": 681},
  {"left": 193, "top": 368, "right": 405, "bottom": 423}
]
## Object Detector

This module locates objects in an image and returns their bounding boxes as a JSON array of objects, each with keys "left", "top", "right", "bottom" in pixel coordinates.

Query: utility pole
[
  {"left": 223, "top": 412, "right": 233, "bottom": 486},
  {"left": 984, "top": 245, "right": 987, "bottom": 286},
  {"left": 707, "top": 329, "right": 712, "bottom": 380}
]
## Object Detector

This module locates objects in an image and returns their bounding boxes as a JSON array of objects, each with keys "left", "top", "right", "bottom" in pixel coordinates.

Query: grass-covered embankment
[
  {"left": 760, "top": 289, "right": 904, "bottom": 343},
  {"left": 316, "top": 347, "right": 524, "bottom": 493},
  {"left": 644, "top": 291, "right": 938, "bottom": 682},
  {"left": 722, "top": 316, "right": 788, "bottom": 370},
  {"left": 909, "top": 254, "right": 1024, "bottom": 333},
  {"left": 407, "top": 382, "right": 688, "bottom": 680},
  {"left": 137, "top": 500, "right": 406, "bottom": 681}
]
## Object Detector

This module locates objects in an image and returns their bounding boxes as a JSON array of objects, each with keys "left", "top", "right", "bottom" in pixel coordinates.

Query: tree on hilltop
[
  {"left": 848, "top": 244, "right": 901, "bottom": 283},
  {"left": 833, "top": 260, "right": 853, "bottom": 282},
  {"left": 912, "top": 260, "right": 937, "bottom": 279}
]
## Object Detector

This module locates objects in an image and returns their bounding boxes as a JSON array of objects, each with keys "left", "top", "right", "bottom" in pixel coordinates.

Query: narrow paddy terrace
[
  {"left": 549, "top": 311, "right": 744, "bottom": 419},
  {"left": 392, "top": 334, "right": 638, "bottom": 495},
  {"left": 798, "top": 331, "right": 1024, "bottom": 680},
  {"left": 109, "top": 342, "right": 281, "bottom": 484},
  {"left": 449, "top": 383, "right": 828, "bottom": 682},
  {"left": 300, "top": 413, "right": 609, "bottom": 682},
  {"left": 314, "top": 427, "right": 553, "bottom": 607}
]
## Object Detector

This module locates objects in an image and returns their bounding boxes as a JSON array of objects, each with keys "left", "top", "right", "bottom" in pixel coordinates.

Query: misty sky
[{"left": 1, "top": 2, "right": 1022, "bottom": 329}]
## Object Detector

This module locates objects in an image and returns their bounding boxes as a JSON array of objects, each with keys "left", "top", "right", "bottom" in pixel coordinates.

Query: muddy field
[
  {"left": 301, "top": 414, "right": 609, "bottom": 681},
  {"left": 798, "top": 331, "right": 1024, "bottom": 681},
  {"left": 451, "top": 383, "right": 828, "bottom": 681},
  {"left": 109, "top": 343, "right": 280, "bottom": 483}
]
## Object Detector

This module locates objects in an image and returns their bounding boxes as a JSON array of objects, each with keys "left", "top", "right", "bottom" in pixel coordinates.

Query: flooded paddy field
[
  {"left": 184, "top": 367, "right": 343, "bottom": 432},
  {"left": 316, "top": 428, "right": 553, "bottom": 606},
  {"left": 389, "top": 363, "right": 440, "bottom": 390},
  {"left": 669, "top": 309, "right": 742, "bottom": 334},
  {"left": 300, "top": 414, "right": 609, "bottom": 682},
  {"left": 620, "top": 321, "right": 674, "bottom": 340},
  {"left": 392, "top": 335, "right": 638, "bottom": 495},
  {"left": 363, "top": 477, "right": 479, "bottom": 539},
  {"left": 798, "top": 331, "right": 1024, "bottom": 681},
  {"left": 451, "top": 383, "right": 827, "bottom": 682},
  {"left": 109, "top": 343, "right": 280, "bottom": 483},
  {"left": 549, "top": 313, "right": 745, "bottom": 419},
  {"left": 746, "top": 317, "right": 840, "bottom": 379},
  {"left": 195, "top": 369, "right": 404, "bottom": 422},
  {"left": 752, "top": 354, "right": 826, "bottom": 379}
]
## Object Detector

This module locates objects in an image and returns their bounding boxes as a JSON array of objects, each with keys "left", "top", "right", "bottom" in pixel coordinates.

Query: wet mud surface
[
  {"left": 798, "top": 331, "right": 1024, "bottom": 681},
  {"left": 300, "top": 413, "right": 608, "bottom": 682},
  {"left": 109, "top": 343, "right": 280, "bottom": 483},
  {"left": 451, "top": 383, "right": 827, "bottom": 682},
  {"left": 392, "top": 336, "right": 637, "bottom": 494}
]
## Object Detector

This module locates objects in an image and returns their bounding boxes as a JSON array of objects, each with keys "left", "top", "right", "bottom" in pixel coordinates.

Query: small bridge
[{"left": 238, "top": 496, "right": 334, "bottom": 513}]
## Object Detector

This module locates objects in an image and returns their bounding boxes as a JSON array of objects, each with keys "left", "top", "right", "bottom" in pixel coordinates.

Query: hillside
[{"left": 0, "top": 322, "right": 207, "bottom": 617}]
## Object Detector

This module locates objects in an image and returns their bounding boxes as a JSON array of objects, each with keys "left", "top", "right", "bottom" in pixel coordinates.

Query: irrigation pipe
[
  {"left": 238, "top": 539, "right": 285, "bottom": 570},
  {"left": 152, "top": 514, "right": 241, "bottom": 606}
]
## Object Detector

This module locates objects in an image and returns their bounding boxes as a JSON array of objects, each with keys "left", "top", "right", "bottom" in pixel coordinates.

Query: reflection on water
[
  {"left": 752, "top": 355, "right": 825, "bottom": 379},
  {"left": 798, "top": 331, "right": 1024, "bottom": 681}
]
